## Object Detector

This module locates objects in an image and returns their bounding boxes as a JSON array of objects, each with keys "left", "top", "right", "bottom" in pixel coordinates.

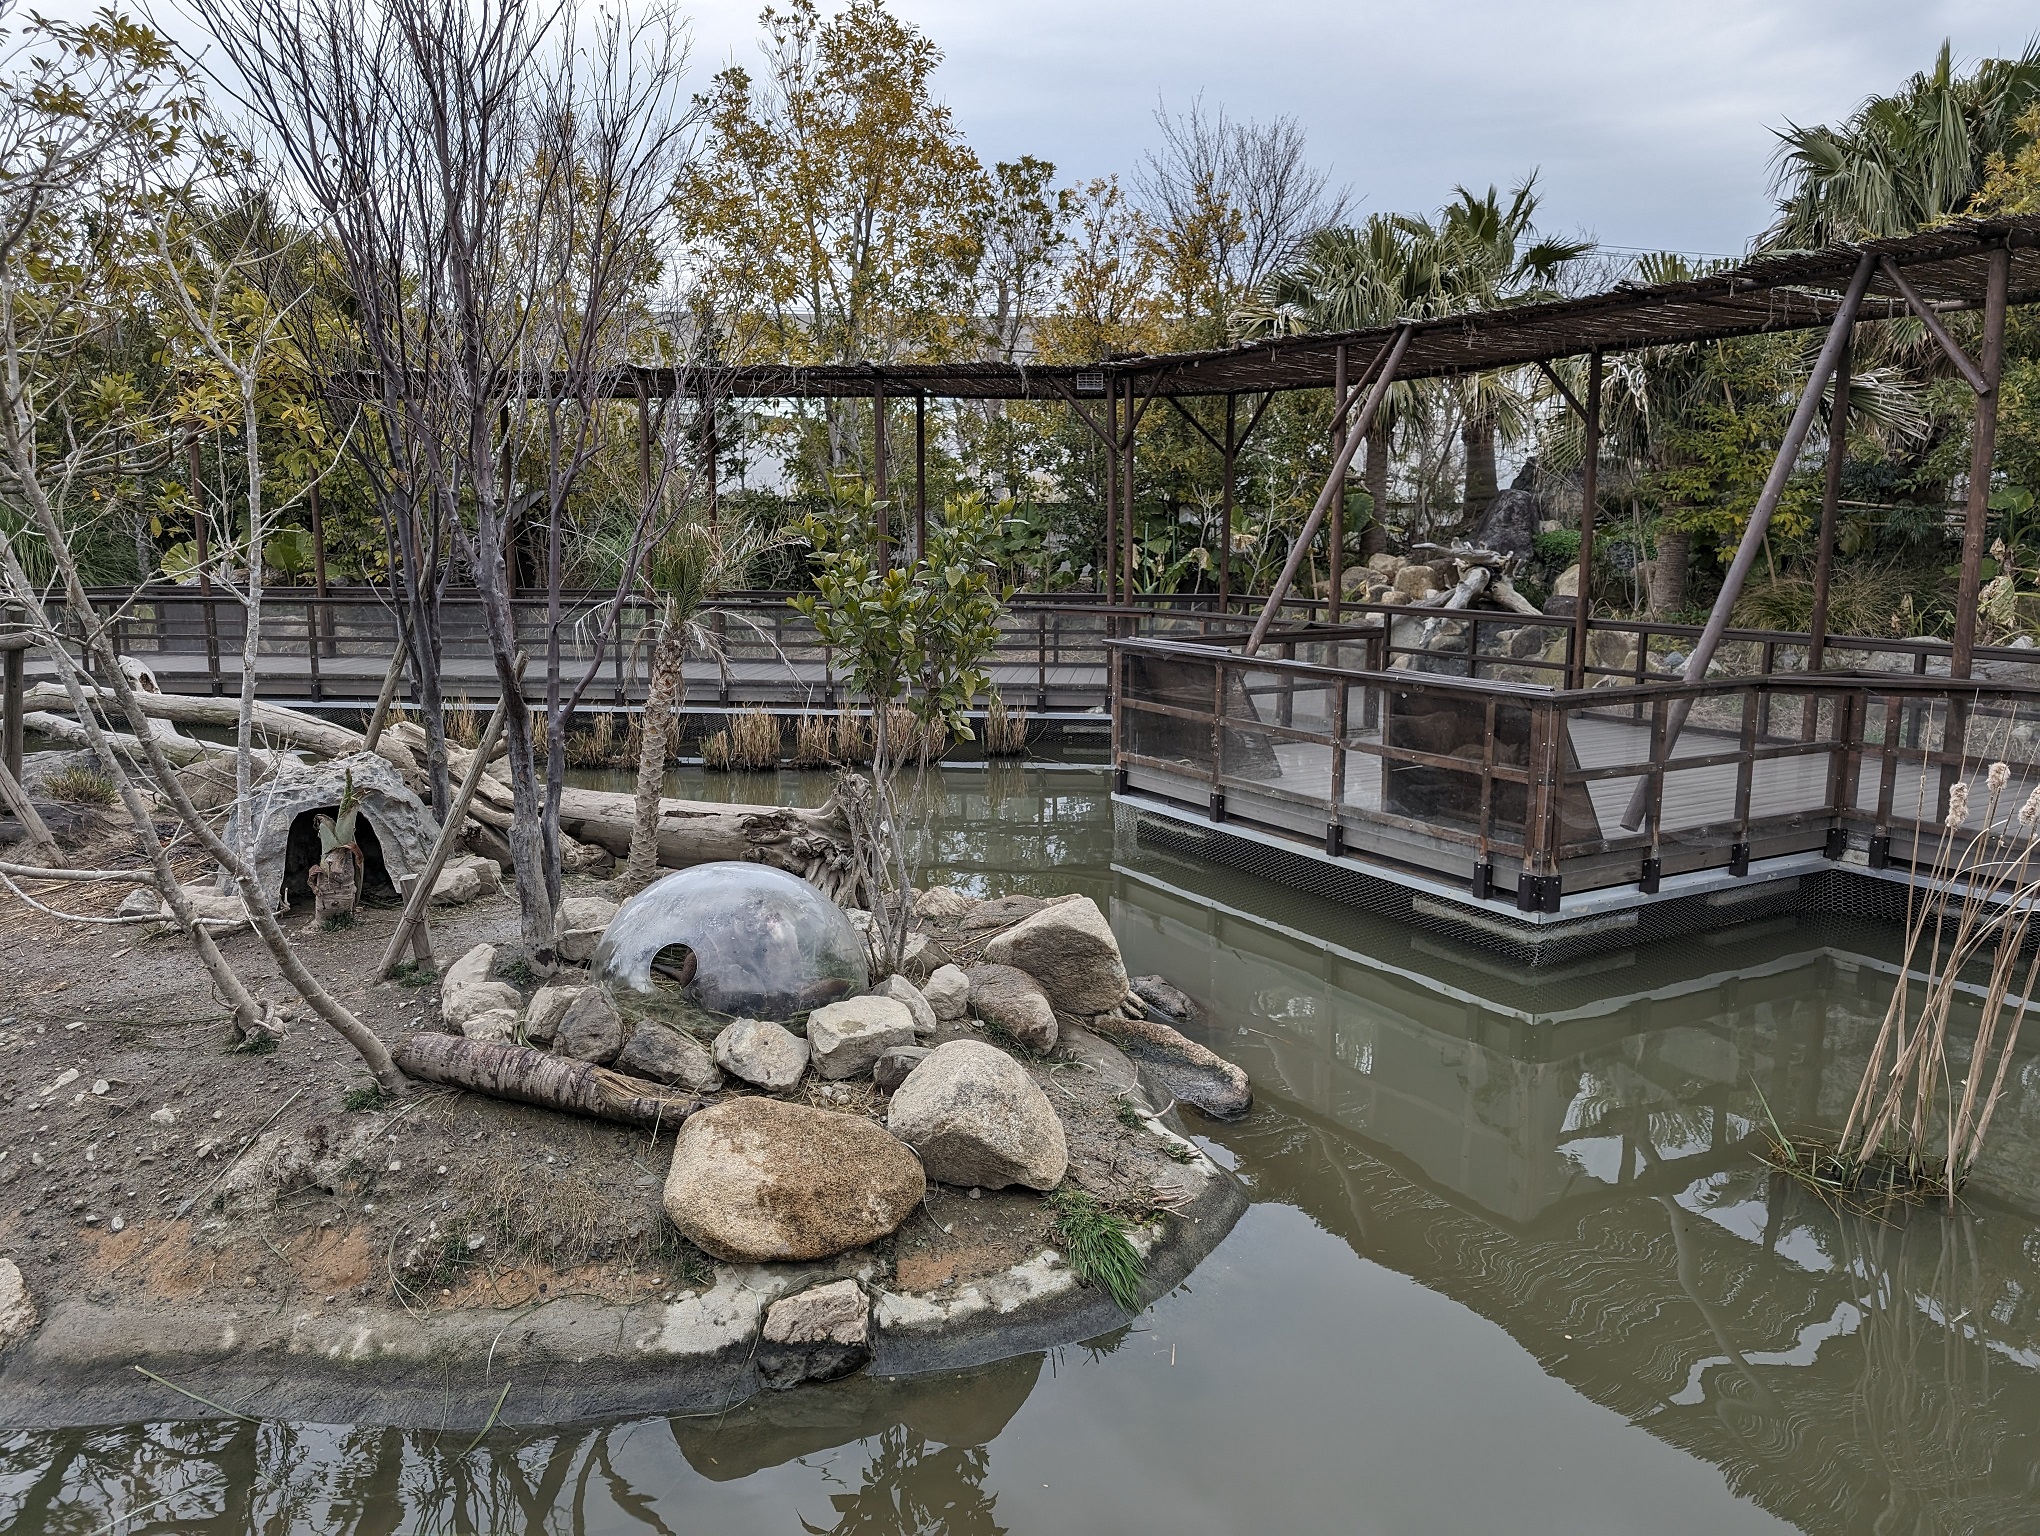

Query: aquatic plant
[
  {"left": 1768, "top": 759, "right": 2040, "bottom": 1199},
  {"left": 1048, "top": 1186, "right": 1146, "bottom": 1312},
  {"left": 725, "top": 709, "right": 783, "bottom": 770},
  {"left": 984, "top": 692, "right": 1029, "bottom": 757}
]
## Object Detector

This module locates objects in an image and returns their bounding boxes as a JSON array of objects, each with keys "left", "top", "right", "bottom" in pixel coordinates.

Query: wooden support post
[
  {"left": 1807, "top": 335, "right": 1852, "bottom": 676},
  {"left": 309, "top": 478, "right": 331, "bottom": 663},
  {"left": 1568, "top": 350, "right": 1603, "bottom": 689},
  {"left": 1620, "top": 253, "right": 1875, "bottom": 829},
  {"left": 1330, "top": 344, "right": 1348, "bottom": 624},
  {"left": 872, "top": 382, "right": 890, "bottom": 573},
  {"left": 914, "top": 392, "right": 928, "bottom": 564},
  {"left": 397, "top": 875, "right": 437, "bottom": 972},
  {"left": 1121, "top": 374, "right": 1137, "bottom": 605},
  {"left": 1220, "top": 394, "right": 1236, "bottom": 612},
  {"left": 1247, "top": 326, "right": 1413, "bottom": 655},
  {"left": 704, "top": 389, "right": 720, "bottom": 531},
  {"left": 638, "top": 387, "right": 653, "bottom": 506},
  {"left": 1951, "top": 246, "right": 2010, "bottom": 682},
  {"left": 1104, "top": 379, "right": 1119, "bottom": 602}
]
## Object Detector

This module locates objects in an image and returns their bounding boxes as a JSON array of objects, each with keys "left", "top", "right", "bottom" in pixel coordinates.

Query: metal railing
[{"left": 1110, "top": 628, "right": 2040, "bottom": 910}]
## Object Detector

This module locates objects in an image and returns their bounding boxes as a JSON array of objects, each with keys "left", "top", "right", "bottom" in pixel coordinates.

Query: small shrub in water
[
  {"left": 1048, "top": 1186, "right": 1145, "bottom": 1312},
  {"left": 43, "top": 766, "right": 115, "bottom": 805}
]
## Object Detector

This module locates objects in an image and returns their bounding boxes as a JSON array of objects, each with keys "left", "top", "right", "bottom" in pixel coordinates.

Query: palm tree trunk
[
  {"left": 1462, "top": 414, "right": 1498, "bottom": 528},
  {"left": 625, "top": 612, "right": 686, "bottom": 894},
  {"left": 1650, "top": 526, "right": 1692, "bottom": 616},
  {"left": 1360, "top": 421, "right": 1390, "bottom": 560}
]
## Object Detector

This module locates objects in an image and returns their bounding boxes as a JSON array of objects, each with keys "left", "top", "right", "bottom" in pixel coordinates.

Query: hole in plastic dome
[{"left": 592, "top": 861, "right": 868, "bottom": 1024}]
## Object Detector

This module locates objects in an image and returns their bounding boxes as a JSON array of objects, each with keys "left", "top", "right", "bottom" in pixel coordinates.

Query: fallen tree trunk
[
  {"left": 394, "top": 1032, "right": 705, "bottom": 1128},
  {"left": 423, "top": 731, "right": 866, "bottom": 903},
  {"left": 24, "top": 709, "right": 223, "bottom": 767},
  {"left": 23, "top": 680, "right": 422, "bottom": 783}
]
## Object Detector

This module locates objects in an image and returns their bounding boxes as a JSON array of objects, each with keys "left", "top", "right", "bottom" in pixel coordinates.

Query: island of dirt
[{"left": 0, "top": 810, "right": 1247, "bottom": 1429}]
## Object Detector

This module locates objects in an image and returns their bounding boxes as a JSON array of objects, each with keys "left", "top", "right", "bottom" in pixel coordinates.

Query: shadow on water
[{"left": 7, "top": 765, "right": 2040, "bottom": 1532}]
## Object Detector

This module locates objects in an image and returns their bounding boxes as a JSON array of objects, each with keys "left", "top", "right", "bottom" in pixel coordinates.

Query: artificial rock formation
[
  {"left": 663, "top": 1098, "right": 925, "bottom": 1262},
  {"left": 220, "top": 751, "right": 437, "bottom": 910}
]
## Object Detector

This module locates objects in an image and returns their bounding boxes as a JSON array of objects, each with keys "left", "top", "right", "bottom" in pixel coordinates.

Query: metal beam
[
  {"left": 1246, "top": 324, "right": 1414, "bottom": 654},
  {"left": 1620, "top": 251, "right": 1876, "bottom": 829}
]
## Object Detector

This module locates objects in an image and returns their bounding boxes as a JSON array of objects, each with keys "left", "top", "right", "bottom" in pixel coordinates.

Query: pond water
[{"left": 7, "top": 762, "right": 2040, "bottom": 1534}]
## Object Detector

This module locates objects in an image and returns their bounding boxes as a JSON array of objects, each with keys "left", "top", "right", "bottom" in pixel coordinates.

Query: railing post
[
  {"left": 1327, "top": 673, "right": 1348, "bottom": 854},
  {"left": 1209, "top": 652, "right": 1225, "bottom": 822},
  {"left": 2, "top": 639, "right": 22, "bottom": 784},
  {"left": 1730, "top": 687, "right": 1757, "bottom": 875},
  {"left": 306, "top": 595, "right": 322, "bottom": 703}
]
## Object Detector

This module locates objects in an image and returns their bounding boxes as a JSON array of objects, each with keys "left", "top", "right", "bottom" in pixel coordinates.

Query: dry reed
[
  {"left": 832, "top": 710, "right": 870, "bottom": 765},
  {"left": 1768, "top": 756, "right": 2040, "bottom": 1200},
  {"left": 444, "top": 696, "right": 481, "bottom": 750},
  {"left": 722, "top": 709, "right": 783, "bottom": 771},
  {"left": 984, "top": 692, "right": 1029, "bottom": 757},
  {"left": 791, "top": 712, "right": 837, "bottom": 768},
  {"left": 700, "top": 729, "right": 732, "bottom": 771}
]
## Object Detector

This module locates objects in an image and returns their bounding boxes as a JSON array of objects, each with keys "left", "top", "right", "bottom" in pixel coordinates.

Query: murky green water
[{"left": 7, "top": 764, "right": 2040, "bottom": 1534}]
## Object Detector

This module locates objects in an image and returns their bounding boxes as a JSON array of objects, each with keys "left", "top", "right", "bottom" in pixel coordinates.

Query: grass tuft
[
  {"left": 1048, "top": 1186, "right": 1146, "bottom": 1313},
  {"left": 342, "top": 1083, "right": 387, "bottom": 1114},
  {"left": 44, "top": 766, "right": 116, "bottom": 805}
]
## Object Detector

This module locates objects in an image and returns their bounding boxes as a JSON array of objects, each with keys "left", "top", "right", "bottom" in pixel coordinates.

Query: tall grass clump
[
  {"left": 43, "top": 766, "right": 116, "bottom": 805},
  {"left": 725, "top": 709, "right": 783, "bottom": 770},
  {"left": 1048, "top": 1186, "right": 1145, "bottom": 1312},
  {"left": 566, "top": 711, "right": 620, "bottom": 767},
  {"left": 444, "top": 696, "right": 482, "bottom": 750},
  {"left": 700, "top": 729, "right": 732, "bottom": 771},
  {"left": 791, "top": 712, "right": 837, "bottom": 768},
  {"left": 984, "top": 692, "right": 1029, "bottom": 757},
  {"left": 832, "top": 710, "right": 870, "bottom": 765},
  {"left": 1766, "top": 759, "right": 2040, "bottom": 1201}
]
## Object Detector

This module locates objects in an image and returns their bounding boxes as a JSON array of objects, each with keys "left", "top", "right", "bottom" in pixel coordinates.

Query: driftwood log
[
  {"left": 412, "top": 730, "right": 866, "bottom": 903},
  {"left": 23, "top": 681, "right": 421, "bottom": 782},
  {"left": 394, "top": 1032, "right": 705, "bottom": 1128}
]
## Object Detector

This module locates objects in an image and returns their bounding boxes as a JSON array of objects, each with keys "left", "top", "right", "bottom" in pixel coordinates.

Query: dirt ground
[{"left": 0, "top": 810, "right": 1192, "bottom": 1328}]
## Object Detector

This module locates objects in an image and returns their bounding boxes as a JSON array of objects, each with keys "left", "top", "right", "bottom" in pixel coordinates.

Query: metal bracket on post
[
  {"left": 1472, "top": 861, "right": 1493, "bottom": 901},
  {"left": 1729, "top": 842, "right": 1751, "bottom": 878},
  {"left": 1823, "top": 827, "right": 1848, "bottom": 860},
  {"left": 1209, "top": 790, "right": 1227, "bottom": 824},
  {"left": 1868, "top": 833, "right": 1891, "bottom": 870},
  {"left": 1114, "top": 766, "right": 1129, "bottom": 795},
  {"left": 1516, "top": 872, "right": 1559, "bottom": 913},
  {"left": 1639, "top": 856, "right": 1662, "bottom": 895},
  {"left": 1325, "top": 822, "right": 1344, "bottom": 857}
]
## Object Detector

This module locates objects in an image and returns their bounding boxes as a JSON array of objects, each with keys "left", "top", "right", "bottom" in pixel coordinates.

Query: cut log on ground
[{"left": 394, "top": 1032, "right": 706, "bottom": 1128}]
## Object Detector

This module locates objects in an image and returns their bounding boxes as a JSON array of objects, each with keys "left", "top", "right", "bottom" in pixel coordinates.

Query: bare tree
[{"left": 1138, "top": 97, "right": 1347, "bottom": 312}]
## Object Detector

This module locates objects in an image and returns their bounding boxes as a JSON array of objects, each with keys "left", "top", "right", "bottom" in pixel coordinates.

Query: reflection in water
[{"left": 7, "top": 766, "right": 2040, "bottom": 1533}]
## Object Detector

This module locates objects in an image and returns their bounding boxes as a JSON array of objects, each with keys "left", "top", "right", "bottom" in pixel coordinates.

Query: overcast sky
[{"left": 674, "top": 0, "right": 2035, "bottom": 257}]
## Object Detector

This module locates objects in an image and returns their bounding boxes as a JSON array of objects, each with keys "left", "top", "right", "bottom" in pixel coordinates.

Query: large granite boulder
[
  {"left": 965, "top": 965, "right": 1058, "bottom": 1053},
  {"left": 522, "top": 980, "right": 588, "bottom": 1046},
  {"left": 808, "top": 996, "right": 917, "bottom": 1081},
  {"left": 664, "top": 1099, "right": 926, "bottom": 1262},
  {"left": 885, "top": 1039, "right": 1067, "bottom": 1191},
  {"left": 982, "top": 896, "right": 1129, "bottom": 1016},
  {"left": 959, "top": 893, "right": 1046, "bottom": 934},
  {"left": 615, "top": 1021, "right": 723, "bottom": 1092},
  {"left": 1092, "top": 1011, "right": 1253, "bottom": 1120},
  {"left": 914, "top": 887, "right": 979, "bottom": 926},
  {"left": 713, "top": 1017, "right": 811, "bottom": 1092},
  {"left": 219, "top": 751, "right": 437, "bottom": 910},
  {"left": 758, "top": 1278, "right": 870, "bottom": 1390}
]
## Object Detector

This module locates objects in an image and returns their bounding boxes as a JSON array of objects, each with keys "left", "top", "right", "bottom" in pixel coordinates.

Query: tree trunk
[
  {"left": 1650, "top": 526, "right": 1692, "bottom": 616},
  {"left": 1360, "top": 420, "right": 1390, "bottom": 560},
  {"left": 394, "top": 1032, "right": 704, "bottom": 1128},
  {"left": 309, "top": 848, "right": 358, "bottom": 925},
  {"left": 626, "top": 615, "right": 686, "bottom": 895},
  {"left": 1461, "top": 414, "right": 1498, "bottom": 529}
]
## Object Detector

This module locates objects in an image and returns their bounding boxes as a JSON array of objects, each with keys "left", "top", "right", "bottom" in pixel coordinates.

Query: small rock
[
  {"left": 922, "top": 964, "right": 971, "bottom": 1022},
  {"left": 664, "top": 1098, "right": 925, "bottom": 1262},
  {"left": 1130, "top": 975, "right": 1199, "bottom": 1024},
  {"left": 758, "top": 1278, "right": 870, "bottom": 1390},
  {"left": 712, "top": 1018, "right": 810, "bottom": 1093},
  {"left": 149, "top": 1107, "right": 176, "bottom": 1126},
  {"left": 807, "top": 996, "right": 917, "bottom": 1081},
  {"left": 443, "top": 943, "right": 496, "bottom": 992},
  {"left": 876, "top": 974, "right": 937, "bottom": 1038},
  {"left": 461, "top": 1008, "right": 520, "bottom": 1044},
  {"left": 447, "top": 980, "right": 523, "bottom": 1031},
  {"left": 523, "top": 980, "right": 587, "bottom": 1047},
  {"left": 555, "top": 895, "right": 619, "bottom": 966},
  {"left": 614, "top": 1021, "right": 723, "bottom": 1092},
  {"left": 428, "top": 865, "right": 483, "bottom": 907},
  {"left": 90, "top": 1080, "right": 109, "bottom": 1097},
  {"left": 1091, "top": 1013, "right": 1253, "bottom": 1120},
  {"left": 983, "top": 896, "right": 1129, "bottom": 1017},
  {"left": 965, "top": 964, "right": 1058, "bottom": 1053},
  {"left": 872, "top": 1045, "right": 931, "bottom": 1092},
  {"left": 899, "top": 931, "right": 947, "bottom": 980},
  {"left": 959, "top": 893, "right": 1045, "bottom": 934},
  {"left": 555, "top": 988, "right": 625, "bottom": 1065},
  {"left": 914, "top": 887, "right": 979, "bottom": 926},
  {"left": 886, "top": 1039, "right": 1067, "bottom": 1191},
  {"left": 4, "top": 1265, "right": 47, "bottom": 1347},
  {"left": 39, "top": 1068, "right": 79, "bottom": 1098}
]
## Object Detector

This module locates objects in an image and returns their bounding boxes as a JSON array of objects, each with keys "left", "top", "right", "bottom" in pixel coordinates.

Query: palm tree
[{"left": 1766, "top": 38, "right": 2040, "bottom": 248}]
